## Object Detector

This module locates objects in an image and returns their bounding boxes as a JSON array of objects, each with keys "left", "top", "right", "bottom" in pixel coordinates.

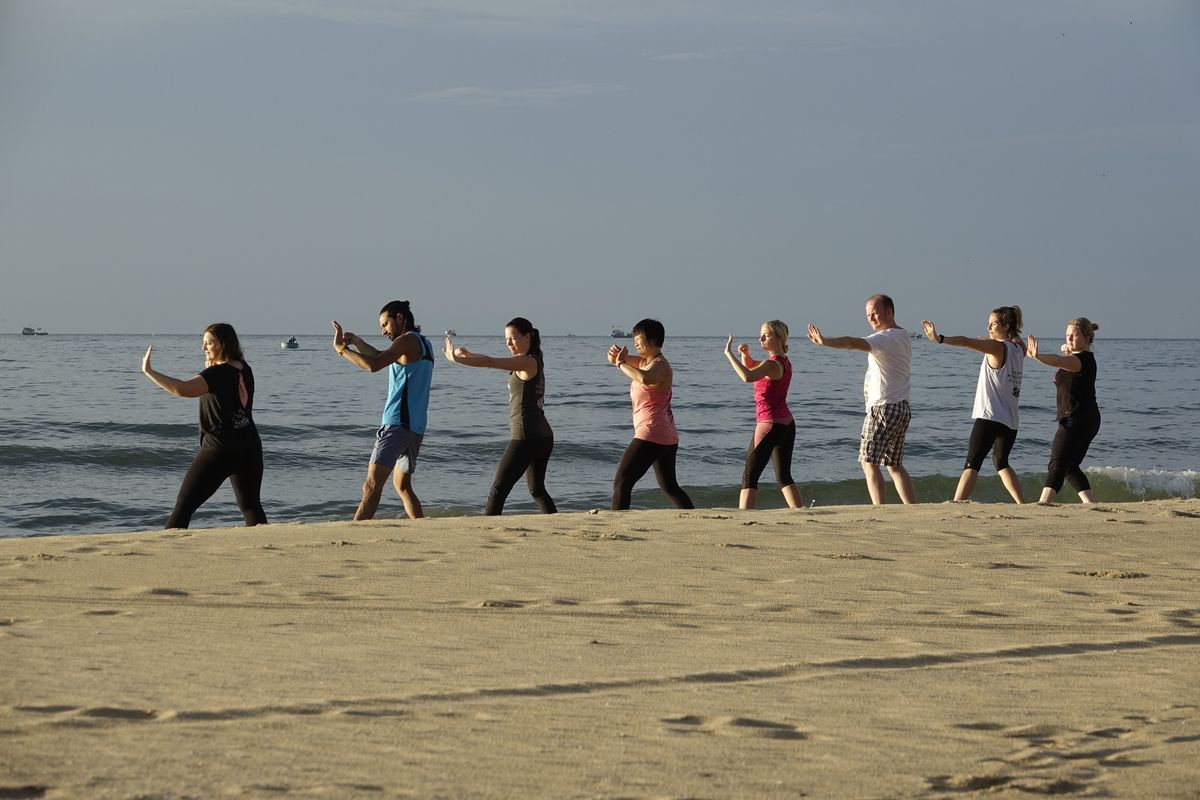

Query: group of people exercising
[{"left": 140, "top": 294, "right": 1102, "bottom": 529}]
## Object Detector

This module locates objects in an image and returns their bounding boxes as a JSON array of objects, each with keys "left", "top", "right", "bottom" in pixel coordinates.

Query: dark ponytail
[{"left": 506, "top": 317, "right": 542, "bottom": 359}]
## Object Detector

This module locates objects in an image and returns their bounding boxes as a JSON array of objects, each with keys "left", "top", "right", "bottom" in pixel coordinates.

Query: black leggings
[
  {"left": 1045, "top": 413, "right": 1101, "bottom": 493},
  {"left": 741, "top": 421, "right": 796, "bottom": 490},
  {"left": 963, "top": 418, "right": 1018, "bottom": 472},
  {"left": 486, "top": 437, "right": 557, "bottom": 516},
  {"left": 166, "top": 441, "right": 267, "bottom": 529},
  {"left": 612, "top": 439, "right": 694, "bottom": 511}
]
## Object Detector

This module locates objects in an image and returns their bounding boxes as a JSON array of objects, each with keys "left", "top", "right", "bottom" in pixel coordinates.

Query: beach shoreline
[{"left": 4, "top": 500, "right": 1199, "bottom": 798}]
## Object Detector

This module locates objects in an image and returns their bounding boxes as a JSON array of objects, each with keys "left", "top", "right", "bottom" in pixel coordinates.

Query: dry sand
[{"left": 2, "top": 500, "right": 1199, "bottom": 798}]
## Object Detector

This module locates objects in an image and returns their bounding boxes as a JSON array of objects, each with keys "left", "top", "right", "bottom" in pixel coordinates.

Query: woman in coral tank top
[{"left": 607, "top": 318, "right": 694, "bottom": 511}]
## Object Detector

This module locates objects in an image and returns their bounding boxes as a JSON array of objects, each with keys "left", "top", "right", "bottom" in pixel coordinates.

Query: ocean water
[{"left": 2, "top": 333, "right": 1197, "bottom": 536}]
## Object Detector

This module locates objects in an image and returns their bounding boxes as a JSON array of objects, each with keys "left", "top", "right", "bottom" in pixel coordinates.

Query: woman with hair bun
[
  {"left": 141, "top": 323, "right": 268, "bottom": 529},
  {"left": 1026, "top": 317, "right": 1102, "bottom": 505},
  {"left": 922, "top": 306, "right": 1027, "bottom": 503},
  {"left": 444, "top": 318, "right": 557, "bottom": 515},
  {"left": 607, "top": 318, "right": 695, "bottom": 511},
  {"left": 723, "top": 320, "right": 804, "bottom": 509}
]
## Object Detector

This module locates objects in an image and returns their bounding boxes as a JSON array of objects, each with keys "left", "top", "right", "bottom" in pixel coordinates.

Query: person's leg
[
  {"left": 738, "top": 488, "right": 758, "bottom": 510},
  {"left": 887, "top": 465, "right": 917, "bottom": 505},
  {"left": 990, "top": 424, "right": 1024, "bottom": 504},
  {"left": 1042, "top": 420, "right": 1074, "bottom": 504},
  {"left": 862, "top": 462, "right": 888, "bottom": 505},
  {"left": 486, "top": 440, "right": 530, "bottom": 516},
  {"left": 861, "top": 404, "right": 914, "bottom": 505},
  {"left": 355, "top": 462, "right": 392, "bottom": 520},
  {"left": 651, "top": 444, "right": 694, "bottom": 509},
  {"left": 954, "top": 469, "right": 980, "bottom": 502},
  {"left": 883, "top": 403, "right": 916, "bottom": 504},
  {"left": 996, "top": 469, "right": 1025, "bottom": 504},
  {"left": 1063, "top": 416, "right": 1101, "bottom": 503},
  {"left": 523, "top": 437, "right": 557, "bottom": 514},
  {"left": 166, "top": 447, "right": 229, "bottom": 529},
  {"left": 957, "top": 419, "right": 992, "bottom": 502},
  {"left": 393, "top": 469, "right": 424, "bottom": 519},
  {"left": 612, "top": 439, "right": 658, "bottom": 510},
  {"left": 771, "top": 422, "right": 802, "bottom": 508},
  {"left": 228, "top": 442, "right": 268, "bottom": 525},
  {"left": 781, "top": 484, "right": 804, "bottom": 508},
  {"left": 740, "top": 423, "right": 775, "bottom": 509}
]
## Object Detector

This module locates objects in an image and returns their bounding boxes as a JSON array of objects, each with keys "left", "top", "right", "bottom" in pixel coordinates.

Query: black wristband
[{"left": 938, "top": 334, "right": 945, "bottom": 344}]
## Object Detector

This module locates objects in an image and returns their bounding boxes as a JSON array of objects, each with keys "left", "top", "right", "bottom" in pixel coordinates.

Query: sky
[{"left": 2, "top": 0, "right": 1198, "bottom": 338}]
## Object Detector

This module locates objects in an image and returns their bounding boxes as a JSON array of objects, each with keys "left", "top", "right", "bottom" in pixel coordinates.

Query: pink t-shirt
[
  {"left": 754, "top": 355, "right": 793, "bottom": 423},
  {"left": 631, "top": 381, "right": 679, "bottom": 445}
]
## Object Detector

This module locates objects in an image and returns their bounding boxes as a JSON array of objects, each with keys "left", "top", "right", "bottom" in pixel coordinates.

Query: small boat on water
[
  {"left": 281, "top": 336, "right": 299, "bottom": 349},
  {"left": 610, "top": 327, "right": 630, "bottom": 338},
  {"left": 21, "top": 327, "right": 47, "bottom": 336},
  {"left": 444, "top": 329, "right": 456, "bottom": 337}
]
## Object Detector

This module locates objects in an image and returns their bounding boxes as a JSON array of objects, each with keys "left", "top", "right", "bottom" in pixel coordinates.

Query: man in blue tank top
[{"left": 332, "top": 300, "right": 434, "bottom": 520}]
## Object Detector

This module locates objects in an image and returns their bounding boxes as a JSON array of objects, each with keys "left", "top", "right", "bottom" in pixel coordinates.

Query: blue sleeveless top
[{"left": 382, "top": 333, "right": 434, "bottom": 433}]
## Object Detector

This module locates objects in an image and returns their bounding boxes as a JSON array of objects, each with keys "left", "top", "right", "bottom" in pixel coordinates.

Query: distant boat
[
  {"left": 281, "top": 336, "right": 299, "bottom": 349},
  {"left": 22, "top": 327, "right": 47, "bottom": 336},
  {"left": 444, "top": 329, "right": 456, "bottom": 337},
  {"left": 610, "top": 327, "right": 630, "bottom": 338}
]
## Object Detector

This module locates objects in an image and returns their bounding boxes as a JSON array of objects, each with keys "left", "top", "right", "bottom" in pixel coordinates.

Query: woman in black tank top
[
  {"left": 141, "top": 323, "right": 267, "bottom": 528},
  {"left": 1026, "top": 316, "right": 1101, "bottom": 505},
  {"left": 442, "top": 317, "right": 557, "bottom": 515}
]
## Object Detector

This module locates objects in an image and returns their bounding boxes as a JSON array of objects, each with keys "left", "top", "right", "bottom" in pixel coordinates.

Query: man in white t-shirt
[{"left": 807, "top": 294, "right": 917, "bottom": 505}]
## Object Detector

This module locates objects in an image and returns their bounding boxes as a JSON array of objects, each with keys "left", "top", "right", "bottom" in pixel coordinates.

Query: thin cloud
[{"left": 413, "top": 82, "right": 624, "bottom": 106}]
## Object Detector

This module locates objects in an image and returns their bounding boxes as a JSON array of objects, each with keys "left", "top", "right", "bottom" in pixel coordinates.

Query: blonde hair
[
  {"left": 764, "top": 319, "right": 789, "bottom": 353},
  {"left": 1068, "top": 316, "right": 1099, "bottom": 343}
]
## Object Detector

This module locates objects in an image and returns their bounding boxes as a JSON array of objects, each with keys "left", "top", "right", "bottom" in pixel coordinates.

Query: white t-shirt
[{"left": 863, "top": 327, "right": 912, "bottom": 408}]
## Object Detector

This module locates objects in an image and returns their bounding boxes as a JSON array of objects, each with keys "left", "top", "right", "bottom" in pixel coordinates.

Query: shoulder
[
  {"left": 866, "top": 327, "right": 908, "bottom": 349},
  {"left": 201, "top": 362, "right": 232, "bottom": 379}
]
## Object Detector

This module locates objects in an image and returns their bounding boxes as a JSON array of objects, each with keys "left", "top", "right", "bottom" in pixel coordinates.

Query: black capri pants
[
  {"left": 612, "top": 439, "right": 694, "bottom": 511},
  {"left": 1044, "top": 412, "right": 1101, "bottom": 493},
  {"left": 741, "top": 421, "right": 796, "bottom": 490},
  {"left": 963, "top": 418, "right": 1018, "bottom": 472},
  {"left": 166, "top": 439, "right": 267, "bottom": 529},
  {"left": 486, "top": 436, "right": 557, "bottom": 516}
]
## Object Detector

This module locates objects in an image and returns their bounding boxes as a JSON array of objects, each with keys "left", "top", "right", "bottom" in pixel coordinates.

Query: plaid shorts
[{"left": 859, "top": 401, "right": 911, "bottom": 466}]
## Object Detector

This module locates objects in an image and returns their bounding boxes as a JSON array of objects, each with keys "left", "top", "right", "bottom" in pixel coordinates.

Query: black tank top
[
  {"left": 1054, "top": 351, "right": 1098, "bottom": 420},
  {"left": 507, "top": 354, "right": 553, "bottom": 440},
  {"left": 198, "top": 362, "right": 259, "bottom": 446}
]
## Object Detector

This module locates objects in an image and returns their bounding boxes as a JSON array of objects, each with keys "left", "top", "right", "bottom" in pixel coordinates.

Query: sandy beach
[{"left": 3, "top": 500, "right": 1199, "bottom": 798}]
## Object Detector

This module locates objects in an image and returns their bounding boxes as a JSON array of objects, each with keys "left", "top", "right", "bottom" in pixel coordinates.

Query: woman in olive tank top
[{"left": 443, "top": 317, "right": 557, "bottom": 515}]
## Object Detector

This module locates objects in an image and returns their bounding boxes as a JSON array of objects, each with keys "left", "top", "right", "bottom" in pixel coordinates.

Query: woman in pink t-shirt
[
  {"left": 607, "top": 318, "right": 694, "bottom": 510},
  {"left": 724, "top": 320, "right": 804, "bottom": 510}
]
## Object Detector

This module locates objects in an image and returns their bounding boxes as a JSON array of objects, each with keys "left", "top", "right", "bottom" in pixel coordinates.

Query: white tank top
[{"left": 972, "top": 340, "right": 1024, "bottom": 430}]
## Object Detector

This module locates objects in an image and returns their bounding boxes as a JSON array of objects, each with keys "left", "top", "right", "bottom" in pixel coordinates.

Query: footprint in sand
[
  {"left": 1069, "top": 570, "right": 1148, "bottom": 579},
  {"left": 661, "top": 714, "right": 807, "bottom": 741},
  {"left": 476, "top": 599, "right": 528, "bottom": 609},
  {"left": 0, "top": 783, "right": 51, "bottom": 798},
  {"left": 143, "top": 587, "right": 190, "bottom": 597},
  {"left": 80, "top": 706, "right": 158, "bottom": 721}
]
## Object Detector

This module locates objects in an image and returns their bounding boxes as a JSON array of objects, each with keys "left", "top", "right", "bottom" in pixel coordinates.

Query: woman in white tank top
[{"left": 921, "top": 306, "right": 1027, "bottom": 503}]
